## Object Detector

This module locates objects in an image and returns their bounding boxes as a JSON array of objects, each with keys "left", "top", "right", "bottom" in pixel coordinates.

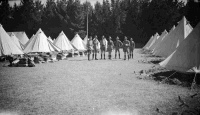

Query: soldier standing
[
  {"left": 114, "top": 36, "right": 123, "bottom": 59},
  {"left": 100, "top": 35, "right": 107, "bottom": 59},
  {"left": 92, "top": 35, "right": 99, "bottom": 60},
  {"left": 107, "top": 36, "right": 114, "bottom": 60},
  {"left": 129, "top": 38, "right": 135, "bottom": 59},
  {"left": 87, "top": 36, "right": 93, "bottom": 61},
  {"left": 123, "top": 36, "right": 130, "bottom": 60}
]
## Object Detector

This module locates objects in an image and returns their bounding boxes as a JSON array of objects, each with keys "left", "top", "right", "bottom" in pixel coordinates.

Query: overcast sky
[{"left": 9, "top": 0, "right": 105, "bottom": 7}]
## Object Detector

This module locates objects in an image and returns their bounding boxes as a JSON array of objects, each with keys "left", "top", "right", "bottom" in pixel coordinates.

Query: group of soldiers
[{"left": 87, "top": 35, "right": 135, "bottom": 61}]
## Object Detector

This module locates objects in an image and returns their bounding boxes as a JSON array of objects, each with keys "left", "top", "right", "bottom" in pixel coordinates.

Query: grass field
[{"left": 0, "top": 49, "right": 199, "bottom": 115}]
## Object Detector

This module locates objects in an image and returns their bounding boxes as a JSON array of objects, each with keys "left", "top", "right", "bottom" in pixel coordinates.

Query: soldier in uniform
[
  {"left": 92, "top": 35, "right": 99, "bottom": 60},
  {"left": 129, "top": 38, "right": 135, "bottom": 59},
  {"left": 123, "top": 36, "right": 130, "bottom": 60},
  {"left": 114, "top": 36, "right": 123, "bottom": 59},
  {"left": 87, "top": 36, "right": 93, "bottom": 61},
  {"left": 100, "top": 35, "right": 107, "bottom": 59},
  {"left": 107, "top": 36, "right": 114, "bottom": 60}
]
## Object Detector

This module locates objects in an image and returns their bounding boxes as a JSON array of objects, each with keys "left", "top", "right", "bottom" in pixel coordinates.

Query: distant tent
[
  {"left": 9, "top": 32, "right": 24, "bottom": 50},
  {"left": 153, "top": 26, "right": 175, "bottom": 55},
  {"left": 152, "top": 30, "right": 168, "bottom": 53},
  {"left": 23, "top": 28, "right": 55, "bottom": 53},
  {"left": 71, "top": 34, "right": 86, "bottom": 51},
  {"left": 143, "top": 36, "right": 154, "bottom": 50},
  {"left": 0, "top": 24, "right": 24, "bottom": 56},
  {"left": 160, "top": 22, "right": 200, "bottom": 73},
  {"left": 24, "top": 34, "right": 35, "bottom": 48},
  {"left": 54, "top": 31, "right": 74, "bottom": 51},
  {"left": 48, "top": 36, "right": 53, "bottom": 43},
  {"left": 47, "top": 38, "right": 61, "bottom": 52},
  {"left": 153, "top": 16, "right": 193, "bottom": 57},
  {"left": 7, "top": 31, "right": 29, "bottom": 45},
  {"left": 148, "top": 33, "right": 159, "bottom": 50}
]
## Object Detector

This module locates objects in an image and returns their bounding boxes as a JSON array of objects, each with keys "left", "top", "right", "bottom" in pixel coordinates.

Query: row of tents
[
  {"left": 143, "top": 16, "right": 199, "bottom": 74},
  {"left": 0, "top": 24, "right": 90, "bottom": 57}
]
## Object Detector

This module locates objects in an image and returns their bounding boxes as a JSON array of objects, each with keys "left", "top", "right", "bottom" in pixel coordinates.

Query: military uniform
[
  {"left": 93, "top": 38, "right": 99, "bottom": 60},
  {"left": 114, "top": 39, "right": 123, "bottom": 59},
  {"left": 100, "top": 37, "right": 107, "bottom": 59},
  {"left": 129, "top": 39, "right": 135, "bottom": 59},
  {"left": 87, "top": 38, "right": 93, "bottom": 60},
  {"left": 123, "top": 38, "right": 130, "bottom": 60},
  {"left": 107, "top": 38, "right": 114, "bottom": 59}
]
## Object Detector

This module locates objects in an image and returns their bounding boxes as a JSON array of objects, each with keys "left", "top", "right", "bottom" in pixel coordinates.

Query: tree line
[{"left": 0, "top": 0, "right": 200, "bottom": 46}]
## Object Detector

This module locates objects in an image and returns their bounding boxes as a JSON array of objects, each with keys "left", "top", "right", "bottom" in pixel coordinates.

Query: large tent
[
  {"left": 71, "top": 34, "right": 86, "bottom": 51},
  {"left": 151, "top": 30, "right": 168, "bottom": 53},
  {"left": 143, "top": 36, "right": 154, "bottom": 50},
  {"left": 153, "top": 16, "right": 193, "bottom": 57},
  {"left": 7, "top": 31, "right": 29, "bottom": 45},
  {"left": 47, "top": 38, "right": 61, "bottom": 52},
  {"left": 148, "top": 33, "right": 159, "bottom": 50},
  {"left": 8, "top": 32, "right": 24, "bottom": 50},
  {"left": 160, "top": 21, "right": 200, "bottom": 73},
  {"left": 23, "top": 28, "right": 55, "bottom": 53},
  {"left": 0, "top": 24, "right": 24, "bottom": 56},
  {"left": 54, "top": 31, "right": 74, "bottom": 51}
]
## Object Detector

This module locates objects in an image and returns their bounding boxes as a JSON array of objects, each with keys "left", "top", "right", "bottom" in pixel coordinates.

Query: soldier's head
[
  {"left": 109, "top": 36, "right": 112, "bottom": 40},
  {"left": 89, "top": 36, "right": 92, "bottom": 40},
  {"left": 95, "top": 35, "right": 97, "bottom": 39},
  {"left": 130, "top": 38, "right": 133, "bottom": 41},
  {"left": 102, "top": 35, "right": 104, "bottom": 39},
  {"left": 124, "top": 36, "right": 127, "bottom": 40}
]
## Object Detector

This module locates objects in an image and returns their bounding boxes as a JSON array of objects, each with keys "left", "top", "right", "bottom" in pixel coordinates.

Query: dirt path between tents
[{"left": 0, "top": 49, "right": 198, "bottom": 115}]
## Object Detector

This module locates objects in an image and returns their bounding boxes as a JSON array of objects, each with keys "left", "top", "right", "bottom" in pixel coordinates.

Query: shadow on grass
[{"left": 152, "top": 71, "right": 200, "bottom": 87}]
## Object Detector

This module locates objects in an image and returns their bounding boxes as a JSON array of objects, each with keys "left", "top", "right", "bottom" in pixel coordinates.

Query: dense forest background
[{"left": 0, "top": 0, "right": 200, "bottom": 47}]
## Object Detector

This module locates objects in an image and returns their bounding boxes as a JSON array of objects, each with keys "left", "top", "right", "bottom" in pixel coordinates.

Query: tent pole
[{"left": 191, "top": 73, "right": 197, "bottom": 90}]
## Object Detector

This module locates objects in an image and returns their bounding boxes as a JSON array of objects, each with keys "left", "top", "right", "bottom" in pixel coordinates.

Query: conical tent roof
[
  {"left": 9, "top": 32, "right": 24, "bottom": 50},
  {"left": 148, "top": 33, "right": 159, "bottom": 50},
  {"left": 152, "top": 30, "right": 168, "bottom": 52},
  {"left": 48, "top": 36, "right": 53, "bottom": 43},
  {"left": 160, "top": 22, "right": 200, "bottom": 73},
  {"left": 143, "top": 36, "right": 154, "bottom": 50},
  {"left": 24, "top": 34, "right": 35, "bottom": 48},
  {"left": 153, "top": 16, "right": 193, "bottom": 57},
  {"left": 23, "top": 29, "right": 55, "bottom": 53},
  {"left": 0, "top": 24, "right": 24, "bottom": 56},
  {"left": 7, "top": 31, "right": 29, "bottom": 45},
  {"left": 71, "top": 34, "right": 86, "bottom": 51},
  {"left": 54, "top": 31, "right": 74, "bottom": 51},
  {"left": 47, "top": 38, "right": 61, "bottom": 52},
  {"left": 83, "top": 35, "right": 88, "bottom": 44}
]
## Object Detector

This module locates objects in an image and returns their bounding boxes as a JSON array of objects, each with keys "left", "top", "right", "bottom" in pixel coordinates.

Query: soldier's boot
[
  {"left": 92, "top": 54, "right": 94, "bottom": 60},
  {"left": 115, "top": 54, "right": 117, "bottom": 59},
  {"left": 128, "top": 54, "right": 130, "bottom": 60},
  {"left": 88, "top": 54, "right": 90, "bottom": 60},
  {"left": 132, "top": 54, "right": 133, "bottom": 59},
  {"left": 101, "top": 54, "right": 102, "bottom": 59},
  {"left": 104, "top": 54, "right": 106, "bottom": 60},
  {"left": 119, "top": 54, "right": 120, "bottom": 59},
  {"left": 95, "top": 54, "right": 98, "bottom": 60},
  {"left": 124, "top": 55, "right": 126, "bottom": 60},
  {"left": 110, "top": 55, "right": 112, "bottom": 60}
]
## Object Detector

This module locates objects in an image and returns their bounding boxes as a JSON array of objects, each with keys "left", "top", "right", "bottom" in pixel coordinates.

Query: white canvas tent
[
  {"left": 143, "top": 36, "right": 153, "bottom": 50},
  {"left": 153, "top": 16, "right": 193, "bottom": 57},
  {"left": 151, "top": 30, "right": 168, "bottom": 53},
  {"left": 7, "top": 31, "right": 29, "bottom": 45},
  {"left": 71, "top": 33, "right": 86, "bottom": 51},
  {"left": 160, "top": 21, "right": 200, "bottom": 73},
  {"left": 148, "top": 33, "right": 159, "bottom": 50},
  {"left": 54, "top": 31, "right": 74, "bottom": 51},
  {"left": 0, "top": 24, "right": 24, "bottom": 56},
  {"left": 23, "top": 28, "right": 55, "bottom": 53},
  {"left": 47, "top": 38, "right": 61, "bottom": 52},
  {"left": 48, "top": 36, "right": 53, "bottom": 43},
  {"left": 9, "top": 32, "right": 24, "bottom": 50}
]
